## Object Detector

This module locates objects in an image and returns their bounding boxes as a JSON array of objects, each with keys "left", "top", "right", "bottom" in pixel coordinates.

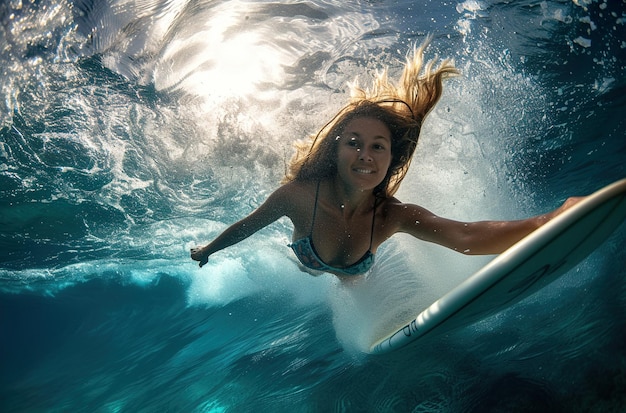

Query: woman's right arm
[{"left": 190, "top": 185, "right": 293, "bottom": 267}]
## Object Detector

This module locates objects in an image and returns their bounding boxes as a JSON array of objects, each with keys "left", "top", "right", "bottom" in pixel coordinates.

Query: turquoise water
[{"left": 1, "top": 0, "right": 625, "bottom": 411}]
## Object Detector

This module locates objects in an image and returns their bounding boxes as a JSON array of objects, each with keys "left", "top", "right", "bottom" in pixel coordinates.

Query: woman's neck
[{"left": 329, "top": 177, "right": 375, "bottom": 216}]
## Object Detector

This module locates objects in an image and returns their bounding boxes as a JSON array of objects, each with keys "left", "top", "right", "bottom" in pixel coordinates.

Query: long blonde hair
[{"left": 284, "top": 38, "right": 459, "bottom": 197}]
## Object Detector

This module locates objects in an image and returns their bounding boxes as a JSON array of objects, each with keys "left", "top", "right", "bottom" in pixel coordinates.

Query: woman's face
[{"left": 335, "top": 117, "right": 392, "bottom": 192}]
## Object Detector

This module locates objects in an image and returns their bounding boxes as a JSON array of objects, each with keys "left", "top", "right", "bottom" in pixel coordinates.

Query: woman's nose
[{"left": 358, "top": 148, "right": 372, "bottom": 161}]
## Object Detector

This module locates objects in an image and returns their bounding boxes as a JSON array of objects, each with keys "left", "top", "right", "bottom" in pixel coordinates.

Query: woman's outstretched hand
[
  {"left": 549, "top": 196, "right": 586, "bottom": 220},
  {"left": 190, "top": 246, "right": 209, "bottom": 268}
]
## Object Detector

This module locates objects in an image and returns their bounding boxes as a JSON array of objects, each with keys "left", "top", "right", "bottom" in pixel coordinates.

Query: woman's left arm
[{"left": 393, "top": 197, "right": 584, "bottom": 255}]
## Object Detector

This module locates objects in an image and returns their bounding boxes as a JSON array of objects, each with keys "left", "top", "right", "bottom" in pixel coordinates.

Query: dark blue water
[{"left": 1, "top": 0, "right": 625, "bottom": 411}]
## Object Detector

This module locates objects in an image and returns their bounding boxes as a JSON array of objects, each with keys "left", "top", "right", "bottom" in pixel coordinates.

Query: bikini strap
[
  {"left": 369, "top": 198, "right": 377, "bottom": 250},
  {"left": 309, "top": 181, "right": 321, "bottom": 236}
]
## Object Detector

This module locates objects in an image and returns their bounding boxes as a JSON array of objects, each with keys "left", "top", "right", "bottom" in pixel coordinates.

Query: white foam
[{"left": 187, "top": 257, "right": 259, "bottom": 306}]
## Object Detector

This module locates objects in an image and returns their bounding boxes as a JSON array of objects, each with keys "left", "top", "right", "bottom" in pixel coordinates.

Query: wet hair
[{"left": 283, "top": 37, "right": 459, "bottom": 198}]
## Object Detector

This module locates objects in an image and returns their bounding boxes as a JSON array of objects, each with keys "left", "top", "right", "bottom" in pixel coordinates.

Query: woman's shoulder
[
  {"left": 378, "top": 196, "right": 404, "bottom": 212},
  {"left": 271, "top": 180, "right": 318, "bottom": 223},
  {"left": 379, "top": 197, "right": 433, "bottom": 222},
  {"left": 270, "top": 180, "right": 317, "bottom": 206},
  {"left": 381, "top": 196, "right": 430, "bottom": 210},
  {"left": 277, "top": 179, "right": 316, "bottom": 196}
]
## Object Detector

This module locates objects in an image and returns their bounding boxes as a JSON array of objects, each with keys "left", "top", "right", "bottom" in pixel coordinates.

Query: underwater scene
[{"left": 1, "top": 0, "right": 625, "bottom": 411}]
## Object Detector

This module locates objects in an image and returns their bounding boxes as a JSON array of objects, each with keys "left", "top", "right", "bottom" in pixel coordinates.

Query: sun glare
[{"left": 154, "top": 6, "right": 287, "bottom": 103}]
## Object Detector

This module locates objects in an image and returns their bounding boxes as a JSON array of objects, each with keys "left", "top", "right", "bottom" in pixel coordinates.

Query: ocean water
[{"left": 1, "top": 0, "right": 625, "bottom": 411}]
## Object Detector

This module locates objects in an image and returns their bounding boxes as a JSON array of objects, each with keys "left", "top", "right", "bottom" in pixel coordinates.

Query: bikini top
[{"left": 289, "top": 181, "right": 376, "bottom": 276}]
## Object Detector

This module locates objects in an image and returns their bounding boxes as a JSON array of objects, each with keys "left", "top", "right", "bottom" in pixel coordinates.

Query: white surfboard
[{"left": 370, "top": 178, "right": 626, "bottom": 355}]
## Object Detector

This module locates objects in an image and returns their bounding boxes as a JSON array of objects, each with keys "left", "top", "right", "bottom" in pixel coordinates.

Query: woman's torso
[{"left": 285, "top": 180, "right": 400, "bottom": 270}]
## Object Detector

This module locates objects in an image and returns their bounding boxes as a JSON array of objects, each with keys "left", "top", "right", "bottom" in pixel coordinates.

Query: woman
[{"left": 190, "top": 40, "right": 581, "bottom": 278}]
